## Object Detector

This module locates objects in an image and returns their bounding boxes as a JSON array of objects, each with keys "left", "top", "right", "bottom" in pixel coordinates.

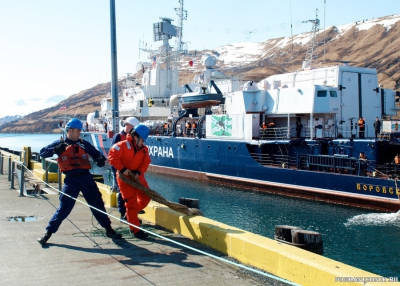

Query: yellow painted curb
[
  {"left": 97, "top": 182, "right": 116, "bottom": 208},
  {"left": 32, "top": 169, "right": 59, "bottom": 182},
  {"left": 140, "top": 201, "right": 399, "bottom": 286}
]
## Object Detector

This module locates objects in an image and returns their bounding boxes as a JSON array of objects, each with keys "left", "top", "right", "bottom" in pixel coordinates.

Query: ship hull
[{"left": 85, "top": 131, "right": 400, "bottom": 212}]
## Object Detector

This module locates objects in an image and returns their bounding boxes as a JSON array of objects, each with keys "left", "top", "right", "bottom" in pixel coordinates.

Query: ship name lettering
[
  {"left": 356, "top": 184, "right": 399, "bottom": 195},
  {"left": 148, "top": 146, "right": 174, "bottom": 158}
]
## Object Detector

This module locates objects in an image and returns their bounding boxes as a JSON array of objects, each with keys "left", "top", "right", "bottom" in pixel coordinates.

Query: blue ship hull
[{"left": 83, "top": 131, "right": 400, "bottom": 212}]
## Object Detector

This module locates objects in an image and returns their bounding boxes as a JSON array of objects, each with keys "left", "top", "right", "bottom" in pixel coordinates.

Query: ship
[{"left": 82, "top": 1, "right": 400, "bottom": 212}]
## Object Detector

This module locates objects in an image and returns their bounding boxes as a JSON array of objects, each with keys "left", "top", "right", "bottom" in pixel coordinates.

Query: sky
[{"left": 0, "top": 0, "right": 399, "bottom": 111}]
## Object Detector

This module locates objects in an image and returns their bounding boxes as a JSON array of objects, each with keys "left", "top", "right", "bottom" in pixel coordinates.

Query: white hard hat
[{"left": 124, "top": 117, "right": 139, "bottom": 127}]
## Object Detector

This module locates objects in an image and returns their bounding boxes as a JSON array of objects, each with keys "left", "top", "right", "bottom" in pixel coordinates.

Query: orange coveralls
[{"left": 108, "top": 134, "right": 151, "bottom": 233}]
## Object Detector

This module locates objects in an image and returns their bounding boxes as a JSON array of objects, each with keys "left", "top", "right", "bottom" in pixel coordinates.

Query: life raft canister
[{"left": 57, "top": 144, "right": 91, "bottom": 172}]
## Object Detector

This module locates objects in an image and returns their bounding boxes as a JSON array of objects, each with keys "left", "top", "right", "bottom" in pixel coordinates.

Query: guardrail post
[
  {"left": 45, "top": 159, "right": 49, "bottom": 183},
  {"left": 19, "top": 163, "right": 25, "bottom": 197},
  {"left": 10, "top": 161, "right": 15, "bottom": 189},
  {"left": 8, "top": 156, "right": 12, "bottom": 181},
  {"left": 58, "top": 168, "right": 62, "bottom": 192},
  {"left": 0, "top": 153, "right": 3, "bottom": 175}
]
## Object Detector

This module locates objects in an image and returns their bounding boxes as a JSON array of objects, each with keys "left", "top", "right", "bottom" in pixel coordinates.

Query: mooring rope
[{"left": 4, "top": 157, "right": 298, "bottom": 286}]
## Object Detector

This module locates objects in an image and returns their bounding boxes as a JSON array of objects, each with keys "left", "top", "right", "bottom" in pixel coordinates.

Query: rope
[
  {"left": 119, "top": 171, "right": 203, "bottom": 216},
  {"left": 5, "top": 159, "right": 297, "bottom": 286}
]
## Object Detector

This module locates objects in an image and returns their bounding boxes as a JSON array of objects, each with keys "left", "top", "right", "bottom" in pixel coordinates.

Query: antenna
[
  {"left": 174, "top": 0, "right": 188, "bottom": 52},
  {"left": 302, "top": 9, "right": 320, "bottom": 69},
  {"left": 290, "top": 1, "right": 294, "bottom": 69},
  {"left": 323, "top": 0, "right": 326, "bottom": 64}
]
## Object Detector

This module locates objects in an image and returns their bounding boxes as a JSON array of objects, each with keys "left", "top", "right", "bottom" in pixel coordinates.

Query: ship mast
[
  {"left": 174, "top": 0, "right": 188, "bottom": 53},
  {"left": 302, "top": 9, "right": 320, "bottom": 69}
]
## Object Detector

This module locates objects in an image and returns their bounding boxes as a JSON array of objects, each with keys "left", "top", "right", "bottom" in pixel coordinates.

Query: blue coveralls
[
  {"left": 40, "top": 138, "right": 112, "bottom": 234},
  {"left": 110, "top": 131, "right": 127, "bottom": 216}
]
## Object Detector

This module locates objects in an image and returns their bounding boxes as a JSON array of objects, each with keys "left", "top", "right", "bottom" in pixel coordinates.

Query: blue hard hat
[
  {"left": 65, "top": 118, "right": 83, "bottom": 131},
  {"left": 134, "top": 124, "right": 150, "bottom": 142}
]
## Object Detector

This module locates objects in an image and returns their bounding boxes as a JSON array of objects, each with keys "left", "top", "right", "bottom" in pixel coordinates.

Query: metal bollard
[
  {"left": 10, "top": 161, "right": 15, "bottom": 189},
  {"left": 19, "top": 163, "right": 25, "bottom": 197},
  {"left": 21, "top": 150, "right": 26, "bottom": 166},
  {"left": 8, "top": 156, "right": 12, "bottom": 181}
]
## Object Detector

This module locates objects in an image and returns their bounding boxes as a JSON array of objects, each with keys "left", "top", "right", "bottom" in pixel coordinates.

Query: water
[
  {"left": 0, "top": 133, "right": 61, "bottom": 152},
  {"left": 2, "top": 134, "right": 399, "bottom": 277}
]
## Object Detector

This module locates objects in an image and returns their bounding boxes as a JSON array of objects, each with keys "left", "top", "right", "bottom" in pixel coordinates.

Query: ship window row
[{"left": 317, "top": 90, "right": 338, "bottom": 97}]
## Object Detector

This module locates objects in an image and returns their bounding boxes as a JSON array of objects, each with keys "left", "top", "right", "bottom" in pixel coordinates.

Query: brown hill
[{"left": 1, "top": 16, "right": 399, "bottom": 133}]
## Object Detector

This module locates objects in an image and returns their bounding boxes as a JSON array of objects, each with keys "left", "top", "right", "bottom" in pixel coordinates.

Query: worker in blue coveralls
[
  {"left": 37, "top": 118, "right": 122, "bottom": 246},
  {"left": 111, "top": 117, "right": 139, "bottom": 220}
]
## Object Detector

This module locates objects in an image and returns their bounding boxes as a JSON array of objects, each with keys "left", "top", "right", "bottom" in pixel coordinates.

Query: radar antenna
[{"left": 302, "top": 9, "right": 320, "bottom": 69}]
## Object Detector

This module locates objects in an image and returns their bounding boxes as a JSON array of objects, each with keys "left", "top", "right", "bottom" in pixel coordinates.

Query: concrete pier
[{"left": 1, "top": 148, "right": 398, "bottom": 286}]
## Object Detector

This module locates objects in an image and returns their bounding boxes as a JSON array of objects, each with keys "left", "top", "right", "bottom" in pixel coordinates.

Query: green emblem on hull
[{"left": 211, "top": 115, "right": 232, "bottom": 136}]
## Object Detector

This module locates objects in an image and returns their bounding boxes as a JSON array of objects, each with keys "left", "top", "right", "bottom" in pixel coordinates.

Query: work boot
[
  {"left": 133, "top": 229, "right": 149, "bottom": 239},
  {"left": 105, "top": 226, "right": 122, "bottom": 239},
  {"left": 120, "top": 214, "right": 126, "bottom": 221},
  {"left": 37, "top": 231, "right": 52, "bottom": 246}
]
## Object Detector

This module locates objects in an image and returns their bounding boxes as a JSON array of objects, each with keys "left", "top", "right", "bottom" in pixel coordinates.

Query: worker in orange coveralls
[{"left": 108, "top": 124, "right": 151, "bottom": 239}]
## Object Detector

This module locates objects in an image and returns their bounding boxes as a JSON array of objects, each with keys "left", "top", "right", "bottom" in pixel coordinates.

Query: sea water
[{"left": 1, "top": 134, "right": 399, "bottom": 277}]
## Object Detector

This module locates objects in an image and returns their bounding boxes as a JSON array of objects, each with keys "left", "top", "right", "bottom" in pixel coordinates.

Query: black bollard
[
  {"left": 178, "top": 197, "right": 200, "bottom": 209},
  {"left": 275, "top": 225, "right": 323, "bottom": 255}
]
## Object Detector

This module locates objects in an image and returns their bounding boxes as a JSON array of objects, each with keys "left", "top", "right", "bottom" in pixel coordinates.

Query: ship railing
[
  {"left": 307, "top": 154, "right": 357, "bottom": 173},
  {"left": 250, "top": 153, "right": 297, "bottom": 168},
  {"left": 259, "top": 127, "right": 290, "bottom": 140},
  {"left": 304, "top": 154, "right": 380, "bottom": 176},
  {"left": 336, "top": 124, "right": 370, "bottom": 138},
  {"left": 373, "top": 163, "right": 400, "bottom": 178}
]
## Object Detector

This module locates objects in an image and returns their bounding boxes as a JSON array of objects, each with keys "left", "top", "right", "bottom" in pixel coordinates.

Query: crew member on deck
[
  {"left": 267, "top": 121, "right": 275, "bottom": 138},
  {"left": 185, "top": 122, "right": 191, "bottom": 136},
  {"left": 163, "top": 122, "right": 169, "bottom": 135},
  {"left": 357, "top": 117, "right": 365, "bottom": 138},
  {"left": 373, "top": 117, "right": 381, "bottom": 138},
  {"left": 261, "top": 122, "right": 267, "bottom": 137},
  {"left": 104, "top": 122, "right": 108, "bottom": 133},
  {"left": 390, "top": 154, "right": 400, "bottom": 176},
  {"left": 191, "top": 122, "right": 197, "bottom": 135},
  {"left": 358, "top": 152, "right": 368, "bottom": 176},
  {"left": 296, "top": 121, "right": 303, "bottom": 138}
]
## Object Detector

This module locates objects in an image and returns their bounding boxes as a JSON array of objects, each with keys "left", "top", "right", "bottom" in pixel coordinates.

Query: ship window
[
  {"left": 317, "top": 90, "right": 327, "bottom": 97},
  {"left": 330, "top": 91, "right": 338, "bottom": 97},
  {"left": 228, "top": 146, "right": 231, "bottom": 150},
  {"left": 234, "top": 146, "right": 237, "bottom": 151}
]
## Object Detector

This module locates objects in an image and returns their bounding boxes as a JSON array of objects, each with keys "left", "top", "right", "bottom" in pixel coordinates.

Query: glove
[
  {"left": 54, "top": 143, "right": 68, "bottom": 155},
  {"left": 96, "top": 156, "right": 106, "bottom": 167}
]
